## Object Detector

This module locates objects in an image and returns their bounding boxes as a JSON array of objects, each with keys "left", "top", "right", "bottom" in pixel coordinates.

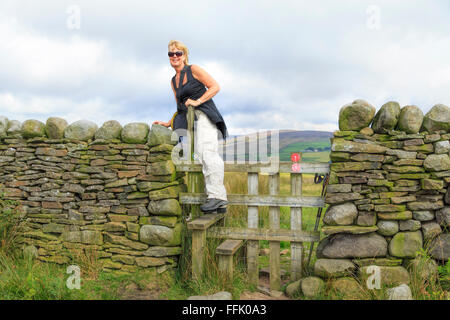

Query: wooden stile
[
  {"left": 247, "top": 172, "right": 259, "bottom": 285},
  {"left": 269, "top": 172, "right": 281, "bottom": 291},
  {"left": 178, "top": 116, "right": 330, "bottom": 288},
  {"left": 290, "top": 172, "right": 303, "bottom": 280},
  {"left": 216, "top": 239, "right": 244, "bottom": 279}
]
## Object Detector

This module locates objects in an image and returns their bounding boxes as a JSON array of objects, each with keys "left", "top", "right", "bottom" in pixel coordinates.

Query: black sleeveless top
[{"left": 172, "top": 65, "right": 228, "bottom": 140}]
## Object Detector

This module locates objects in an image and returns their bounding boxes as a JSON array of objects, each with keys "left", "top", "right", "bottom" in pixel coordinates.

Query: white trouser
[{"left": 193, "top": 109, "right": 227, "bottom": 201}]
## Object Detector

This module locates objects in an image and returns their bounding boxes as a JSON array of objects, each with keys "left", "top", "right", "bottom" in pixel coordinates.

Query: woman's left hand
[{"left": 185, "top": 98, "right": 202, "bottom": 107}]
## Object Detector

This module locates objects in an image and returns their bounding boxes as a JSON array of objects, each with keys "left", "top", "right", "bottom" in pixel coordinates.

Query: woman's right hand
[{"left": 152, "top": 120, "right": 170, "bottom": 127}]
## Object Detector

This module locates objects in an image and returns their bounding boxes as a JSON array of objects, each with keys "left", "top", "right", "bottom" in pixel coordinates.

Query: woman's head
[{"left": 168, "top": 40, "right": 189, "bottom": 66}]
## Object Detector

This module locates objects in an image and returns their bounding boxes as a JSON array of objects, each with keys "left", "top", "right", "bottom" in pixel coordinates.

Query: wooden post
[
  {"left": 247, "top": 172, "right": 259, "bottom": 285},
  {"left": 290, "top": 172, "right": 303, "bottom": 280},
  {"left": 187, "top": 105, "right": 204, "bottom": 279},
  {"left": 269, "top": 172, "right": 281, "bottom": 291},
  {"left": 216, "top": 239, "right": 244, "bottom": 280},
  {"left": 191, "top": 229, "right": 206, "bottom": 280},
  {"left": 187, "top": 105, "right": 204, "bottom": 220},
  {"left": 189, "top": 213, "right": 225, "bottom": 279}
]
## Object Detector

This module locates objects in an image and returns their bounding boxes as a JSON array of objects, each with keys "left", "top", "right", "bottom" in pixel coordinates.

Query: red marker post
[{"left": 291, "top": 152, "right": 302, "bottom": 172}]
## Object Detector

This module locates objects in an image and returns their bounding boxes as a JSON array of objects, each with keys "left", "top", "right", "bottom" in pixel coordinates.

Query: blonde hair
[{"left": 168, "top": 40, "right": 190, "bottom": 65}]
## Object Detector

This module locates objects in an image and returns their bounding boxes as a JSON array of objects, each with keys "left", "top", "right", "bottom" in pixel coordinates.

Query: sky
[{"left": 0, "top": 0, "right": 449, "bottom": 136}]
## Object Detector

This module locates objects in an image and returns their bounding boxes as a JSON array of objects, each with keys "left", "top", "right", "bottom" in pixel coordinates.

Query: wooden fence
[{"left": 176, "top": 106, "right": 330, "bottom": 291}]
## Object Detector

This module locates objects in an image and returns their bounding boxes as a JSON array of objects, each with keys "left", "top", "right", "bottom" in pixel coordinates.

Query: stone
[
  {"left": 121, "top": 122, "right": 149, "bottom": 144},
  {"left": 446, "top": 188, "right": 450, "bottom": 204},
  {"left": 325, "top": 192, "right": 364, "bottom": 204},
  {"left": 21, "top": 119, "right": 46, "bottom": 138},
  {"left": 105, "top": 222, "right": 127, "bottom": 232},
  {"left": 81, "top": 230, "right": 103, "bottom": 245},
  {"left": 188, "top": 291, "right": 232, "bottom": 300},
  {"left": 389, "top": 231, "right": 423, "bottom": 258},
  {"left": 339, "top": 99, "right": 376, "bottom": 131},
  {"left": 436, "top": 207, "right": 450, "bottom": 227},
  {"left": 300, "top": 276, "right": 325, "bottom": 298},
  {"left": 62, "top": 231, "right": 82, "bottom": 243},
  {"left": 139, "top": 223, "right": 181, "bottom": 246},
  {"left": 147, "top": 160, "right": 176, "bottom": 176},
  {"left": 434, "top": 140, "right": 450, "bottom": 154},
  {"left": 95, "top": 120, "right": 123, "bottom": 140},
  {"left": 413, "top": 210, "right": 435, "bottom": 221},
  {"left": 42, "top": 223, "right": 67, "bottom": 234},
  {"left": 399, "top": 219, "right": 421, "bottom": 231},
  {"left": 360, "top": 266, "right": 410, "bottom": 287},
  {"left": 329, "top": 277, "right": 362, "bottom": 300},
  {"left": 377, "top": 220, "right": 399, "bottom": 236},
  {"left": 360, "top": 127, "right": 374, "bottom": 135},
  {"left": 111, "top": 255, "right": 135, "bottom": 265},
  {"left": 317, "top": 233, "right": 387, "bottom": 259},
  {"left": 331, "top": 162, "right": 381, "bottom": 172},
  {"left": 314, "top": 259, "right": 356, "bottom": 278},
  {"left": 148, "top": 185, "right": 186, "bottom": 201},
  {"left": 422, "top": 104, "right": 450, "bottom": 132},
  {"left": 285, "top": 280, "right": 301, "bottom": 298},
  {"left": 321, "top": 225, "right": 378, "bottom": 235},
  {"left": 147, "top": 199, "right": 182, "bottom": 216},
  {"left": 143, "top": 246, "right": 182, "bottom": 257},
  {"left": 428, "top": 233, "right": 449, "bottom": 261},
  {"left": 148, "top": 124, "right": 177, "bottom": 146},
  {"left": 137, "top": 180, "right": 179, "bottom": 192},
  {"left": 385, "top": 149, "right": 417, "bottom": 159},
  {"left": 407, "top": 201, "right": 444, "bottom": 211},
  {"left": 135, "top": 256, "right": 167, "bottom": 267},
  {"left": 7, "top": 120, "right": 22, "bottom": 137},
  {"left": 387, "top": 284, "right": 413, "bottom": 300},
  {"left": 372, "top": 101, "right": 401, "bottom": 133},
  {"left": 357, "top": 211, "right": 377, "bottom": 226},
  {"left": 421, "top": 222, "right": 442, "bottom": 240},
  {"left": 326, "top": 184, "right": 352, "bottom": 193},
  {"left": 64, "top": 120, "right": 98, "bottom": 141},
  {"left": 423, "top": 154, "right": 450, "bottom": 172},
  {"left": 397, "top": 105, "right": 424, "bottom": 134},
  {"left": 323, "top": 202, "right": 357, "bottom": 226},
  {"left": 104, "top": 233, "right": 148, "bottom": 250},
  {"left": 331, "top": 138, "right": 387, "bottom": 154},
  {"left": 352, "top": 258, "right": 403, "bottom": 267},
  {"left": 45, "top": 117, "right": 68, "bottom": 139},
  {"left": 139, "top": 216, "right": 177, "bottom": 228},
  {"left": 0, "top": 116, "right": 8, "bottom": 138},
  {"left": 375, "top": 204, "right": 407, "bottom": 212},
  {"left": 330, "top": 152, "right": 351, "bottom": 162}
]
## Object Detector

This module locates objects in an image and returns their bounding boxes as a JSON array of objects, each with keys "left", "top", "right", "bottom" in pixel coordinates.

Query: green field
[{"left": 279, "top": 139, "right": 331, "bottom": 162}]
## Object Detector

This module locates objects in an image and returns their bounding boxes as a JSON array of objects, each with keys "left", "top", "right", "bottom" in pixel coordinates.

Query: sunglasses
[{"left": 168, "top": 51, "right": 183, "bottom": 58}]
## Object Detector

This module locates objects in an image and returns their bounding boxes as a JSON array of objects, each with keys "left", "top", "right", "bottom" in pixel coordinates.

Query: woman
[{"left": 153, "top": 40, "right": 228, "bottom": 213}]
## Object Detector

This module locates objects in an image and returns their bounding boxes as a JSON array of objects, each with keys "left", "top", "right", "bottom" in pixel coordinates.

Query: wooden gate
[{"left": 175, "top": 107, "right": 329, "bottom": 291}]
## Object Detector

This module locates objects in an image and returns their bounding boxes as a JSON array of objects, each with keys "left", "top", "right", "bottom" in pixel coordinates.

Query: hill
[{"left": 219, "top": 130, "right": 333, "bottom": 162}]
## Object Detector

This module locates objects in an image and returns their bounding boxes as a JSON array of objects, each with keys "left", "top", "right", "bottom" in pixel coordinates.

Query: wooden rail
[{"left": 176, "top": 161, "right": 330, "bottom": 174}]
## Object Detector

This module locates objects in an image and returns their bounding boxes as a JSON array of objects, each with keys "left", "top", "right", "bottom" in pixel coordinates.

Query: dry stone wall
[
  {"left": 0, "top": 117, "right": 186, "bottom": 275},
  {"left": 314, "top": 101, "right": 449, "bottom": 295}
]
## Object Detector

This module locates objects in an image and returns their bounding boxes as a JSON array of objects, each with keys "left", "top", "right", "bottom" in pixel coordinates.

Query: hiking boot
[{"left": 200, "top": 198, "right": 228, "bottom": 213}]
